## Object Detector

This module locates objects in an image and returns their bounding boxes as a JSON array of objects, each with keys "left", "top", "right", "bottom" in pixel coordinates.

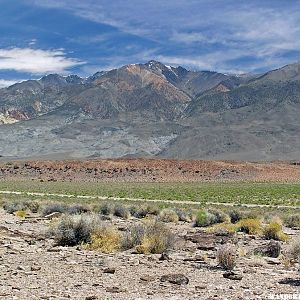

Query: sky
[{"left": 1, "top": 0, "right": 300, "bottom": 87}]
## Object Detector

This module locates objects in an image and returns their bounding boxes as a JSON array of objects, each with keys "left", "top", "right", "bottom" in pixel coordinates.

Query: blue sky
[{"left": 1, "top": 0, "right": 300, "bottom": 87}]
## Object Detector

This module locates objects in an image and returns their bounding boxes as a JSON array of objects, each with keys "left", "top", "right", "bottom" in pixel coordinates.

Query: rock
[
  {"left": 159, "top": 252, "right": 171, "bottom": 261},
  {"left": 195, "top": 285, "right": 207, "bottom": 290},
  {"left": 265, "top": 257, "right": 281, "bottom": 265},
  {"left": 160, "top": 274, "right": 189, "bottom": 285},
  {"left": 103, "top": 267, "right": 115, "bottom": 274},
  {"left": 31, "top": 265, "right": 41, "bottom": 271},
  {"left": 85, "top": 296, "right": 98, "bottom": 300},
  {"left": 140, "top": 275, "right": 155, "bottom": 282},
  {"left": 44, "top": 212, "right": 62, "bottom": 220},
  {"left": 17, "top": 265, "right": 25, "bottom": 271},
  {"left": 223, "top": 271, "right": 243, "bottom": 280},
  {"left": 106, "top": 286, "right": 126, "bottom": 293}
]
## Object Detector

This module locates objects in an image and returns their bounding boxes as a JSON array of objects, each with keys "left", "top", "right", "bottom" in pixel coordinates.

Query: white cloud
[
  {"left": 0, "top": 48, "right": 85, "bottom": 74},
  {"left": 0, "top": 79, "right": 25, "bottom": 88}
]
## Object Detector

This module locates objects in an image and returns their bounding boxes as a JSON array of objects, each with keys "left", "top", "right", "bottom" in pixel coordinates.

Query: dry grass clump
[
  {"left": 85, "top": 226, "right": 121, "bottom": 253},
  {"left": 122, "top": 220, "right": 174, "bottom": 254},
  {"left": 159, "top": 208, "right": 179, "bottom": 223},
  {"left": 284, "top": 214, "right": 300, "bottom": 229},
  {"left": 49, "top": 214, "right": 102, "bottom": 246},
  {"left": 236, "top": 218, "right": 262, "bottom": 235},
  {"left": 217, "top": 244, "right": 237, "bottom": 270},
  {"left": 263, "top": 218, "right": 288, "bottom": 242}
]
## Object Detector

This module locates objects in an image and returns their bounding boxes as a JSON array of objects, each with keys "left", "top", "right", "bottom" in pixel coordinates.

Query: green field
[{"left": 0, "top": 180, "right": 300, "bottom": 206}]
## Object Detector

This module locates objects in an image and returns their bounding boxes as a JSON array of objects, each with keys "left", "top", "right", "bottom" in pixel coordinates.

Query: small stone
[
  {"left": 106, "top": 286, "right": 126, "bottom": 293},
  {"left": 140, "top": 275, "right": 155, "bottom": 282},
  {"left": 265, "top": 257, "right": 281, "bottom": 265},
  {"left": 223, "top": 271, "right": 243, "bottom": 281},
  {"left": 160, "top": 274, "right": 189, "bottom": 285},
  {"left": 31, "top": 265, "right": 41, "bottom": 271},
  {"left": 195, "top": 285, "right": 207, "bottom": 290},
  {"left": 85, "top": 296, "right": 98, "bottom": 300},
  {"left": 103, "top": 267, "right": 115, "bottom": 274},
  {"left": 159, "top": 252, "right": 171, "bottom": 261},
  {"left": 17, "top": 265, "right": 25, "bottom": 271}
]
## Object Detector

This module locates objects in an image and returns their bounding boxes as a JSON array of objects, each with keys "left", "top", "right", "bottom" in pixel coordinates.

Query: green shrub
[
  {"left": 194, "top": 210, "right": 216, "bottom": 227},
  {"left": 217, "top": 244, "right": 237, "bottom": 270},
  {"left": 159, "top": 209, "right": 179, "bottom": 223},
  {"left": 209, "top": 209, "right": 229, "bottom": 223}
]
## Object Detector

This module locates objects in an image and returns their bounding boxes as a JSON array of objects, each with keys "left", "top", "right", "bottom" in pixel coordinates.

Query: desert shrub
[
  {"left": 42, "top": 203, "right": 67, "bottom": 216},
  {"left": 15, "top": 210, "right": 27, "bottom": 218},
  {"left": 228, "top": 210, "right": 246, "bottom": 224},
  {"left": 98, "top": 202, "right": 114, "bottom": 216},
  {"left": 85, "top": 226, "right": 121, "bottom": 253},
  {"left": 67, "top": 204, "right": 90, "bottom": 215},
  {"left": 284, "top": 214, "right": 300, "bottom": 229},
  {"left": 194, "top": 210, "right": 216, "bottom": 227},
  {"left": 217, "top": 244, "right": 237, "bottom": 270},
  {"left": 122, "top": 220, "right": 174, "bottom": 254},
  {"left": 209, "top": 209, "right": 230, "bottom": 223},
  {"left": 254, "top": 240, "right": 281, "bottom": 258},
  {"left": 130, "top": 206, "right": 148, "bottom": 219},
  {"left": 159, "top": 209, "right": 179, "bottom": 223},
  {"left": 49, "top": 214, "right": 102, "bottom": 246},
  {"left": 3, "top": 201, "right": 28, "bottom": 214},
  {"left": 113, "top": 204, "right": 131, "bottom": 219},
  {"left": 122, "top": 223, "right": 145, "bottom": 250},
  {"left": 236, "top": 218, "right": 262, "bottom": 235},
  {"left": 208, "top": 222, "right": 237, "bottom": 235},
  {"left": 263, "top": 219, "right": 288, "bottom": 241},
  {"left": 25, "top": 201, "right": 40, "bottom": 213},
  {"left": 174, "top": 209, "right": 192, "bottom": 222},
  {"left": 288, "top": 240, "right": 300, "bottom": 263}
]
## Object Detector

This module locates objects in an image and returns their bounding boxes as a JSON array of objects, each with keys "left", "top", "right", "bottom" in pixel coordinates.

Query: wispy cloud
[
  {"left": 29, "top": 0, "right": 300, "bottom": 72},
  {"left": 0, "top": 48, "right": 85, "bottom": 74}
]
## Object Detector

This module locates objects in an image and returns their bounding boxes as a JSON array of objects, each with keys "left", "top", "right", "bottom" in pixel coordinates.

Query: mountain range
[{"left": 0, "top": 60, "right": 300, "bottom": 160}]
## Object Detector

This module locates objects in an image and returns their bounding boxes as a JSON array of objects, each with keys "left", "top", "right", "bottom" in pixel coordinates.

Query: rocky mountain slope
[{"left": 0, "top": 60, "right": 299, "bottom": 160}]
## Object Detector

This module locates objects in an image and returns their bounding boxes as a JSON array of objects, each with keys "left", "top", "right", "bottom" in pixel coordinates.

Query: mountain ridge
[{"left": 0, "top": 60, "right": 299, "bottom": 160}]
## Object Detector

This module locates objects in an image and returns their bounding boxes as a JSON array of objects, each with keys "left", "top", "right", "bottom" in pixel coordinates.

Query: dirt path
[{"left": 1, "top": 190, "right": 299, "bottom": 209}]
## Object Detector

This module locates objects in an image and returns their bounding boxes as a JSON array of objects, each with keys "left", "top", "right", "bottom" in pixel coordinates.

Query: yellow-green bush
[
  {"left": 15, "top": 210, "right": 27, "bottom": 218},
  {"left": 159, "top": 209, "right": 179, "bottom": 223},
  {"left": 236, "top": 218, "right": 262, "bottom": 235},
  {"left": 263, "top": 219, "right": 288, "bottom": 242},
  {"left": 123, "top": 220, "right": 174, "bottom": 254},
  {"left": 86, "top": 226, "right": 121, "bottom": 253}
]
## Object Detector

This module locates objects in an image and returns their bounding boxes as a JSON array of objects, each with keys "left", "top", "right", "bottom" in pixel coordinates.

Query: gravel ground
[{"left": 0, "top": 209, "right": 300, "bottom": 300}]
